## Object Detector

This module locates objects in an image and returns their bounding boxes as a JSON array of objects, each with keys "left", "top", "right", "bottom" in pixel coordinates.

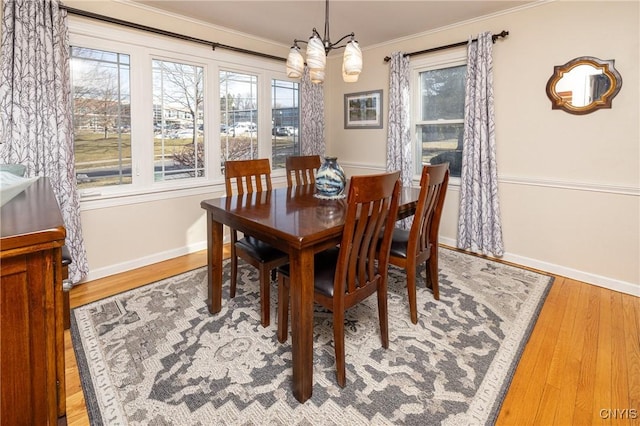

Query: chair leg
[
  {"left": 230, "top": 244, "right": 238, "bottom": 298},
  {"left": 424, "top": 259, "right": 432, "bottom": 289},
  {"left": 277, "top": 274, "right": 289, "bottom": 343},
  {"left": 63, "top": 291, "right": 70, "bottom": 330},
  {"left": 230, "top": 230, "right": 241, "bottom": 298},
  {"left": 333, "top": 309, "right": 346, "bottom": 388},
  {"left": 377, "top": 281, "right": 389, "bottom": 348},
  {"left": 406, "top": 265, "right": 419, "bottom": 324},
  {"left": 259, "top": 264, "right": 271, "bottom": 327},
  {"left": 428, "top": 256, "right": 440, "bottom": 300}
]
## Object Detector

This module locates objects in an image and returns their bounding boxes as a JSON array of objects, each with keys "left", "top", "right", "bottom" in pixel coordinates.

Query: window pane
[
  {"left": 418, "top": 123, "right": 463, "bottom": 177},
  {"left": 71, "top": 47, "right": 131, "bottom": 189},
  {"left": 220, "top": 71, "right": 258, "bottom": 171},
  {"left": 271, "top": 79, "right": 300, "bottom": 169},
  {"left": 420, "top": 65, "right": 466, "bottom": 121},
  {"left": 418, "top": 64, "right": 466, "bottom": 177},
  {"left": 153, "top": 60, "right": 204, "bottom": 181}
]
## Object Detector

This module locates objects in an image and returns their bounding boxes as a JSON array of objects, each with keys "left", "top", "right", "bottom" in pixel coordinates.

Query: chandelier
[{"left": 286, "top": 0, "right": 362, "bottom": 84}]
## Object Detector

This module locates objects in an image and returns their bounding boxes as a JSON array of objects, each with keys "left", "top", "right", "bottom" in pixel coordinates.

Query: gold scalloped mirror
[{"left": 546, "top": 56, "right": 622, "bottom": 115}]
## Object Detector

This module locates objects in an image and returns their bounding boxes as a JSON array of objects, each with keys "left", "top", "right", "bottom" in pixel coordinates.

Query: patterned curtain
[
  {"left": 457, "top": 32, "right": 504, "bottom": 256},
  {"left": 0, "top": 0, "right": 89, "bottom": 282},
  {"left": 386, "top": 52, "right": 412, "bottom": 228},
  {"left": 300, "top": 67, "right": 325, "bottom": 156}
]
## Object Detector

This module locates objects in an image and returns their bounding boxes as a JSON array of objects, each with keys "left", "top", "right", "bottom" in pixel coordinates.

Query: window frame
[
  {"left": 410, "top": 47, "right": 467, "bottom": 183},
  {"left": 69, "top": 18, "right": 296, "bottom": 209}
]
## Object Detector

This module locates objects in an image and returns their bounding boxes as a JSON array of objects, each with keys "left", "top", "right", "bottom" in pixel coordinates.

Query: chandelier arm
[{"left": 327, "top": 32, "right": 355, "bottom": 51}]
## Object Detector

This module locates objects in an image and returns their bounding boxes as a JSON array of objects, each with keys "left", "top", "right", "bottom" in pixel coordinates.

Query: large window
[
  {"left": 414, "top": 52, "right": 467, "bottom": 178},
  {"left": 69, "top": 19, "right": 299, "bottom": 201},
  {"left": 71, "top": 47, "right": 132, "bottom": 189}
]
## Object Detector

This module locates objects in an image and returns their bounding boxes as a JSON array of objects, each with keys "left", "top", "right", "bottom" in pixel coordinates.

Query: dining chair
[
  {"left": 285, "top": 155, "right": 321, "bottom": 186},
  {"left": 389, "top": 163, "right": 449, "bottom": 324},
  {"left": 277, "top": 170, "right": 401, "bottom": 387},
  {"left": 224, "top": 158, "right": 289, "bottom": 327}
]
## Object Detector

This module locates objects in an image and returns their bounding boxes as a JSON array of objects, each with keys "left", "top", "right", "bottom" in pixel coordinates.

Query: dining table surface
[{"left": 200, "top": 183, "right": 420, "bottom": 403}]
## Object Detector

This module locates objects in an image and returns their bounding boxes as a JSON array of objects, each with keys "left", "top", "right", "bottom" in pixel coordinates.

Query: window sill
[{"left": 79, "top": 180, "right": 226, "bottom": 211}]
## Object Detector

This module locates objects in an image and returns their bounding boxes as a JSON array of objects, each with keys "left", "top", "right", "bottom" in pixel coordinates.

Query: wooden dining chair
[
  {"left": 285, "top": 155, "right": 321, "bottom": 186},
  {"left": 389, "top": 163, "right": 449, "bottom": 324},
  {"left": 224, "top": 158, "right": 289, "bottom": 327},
  {"left": 277, "top": 171, "right": 401, "bottom": 387}
]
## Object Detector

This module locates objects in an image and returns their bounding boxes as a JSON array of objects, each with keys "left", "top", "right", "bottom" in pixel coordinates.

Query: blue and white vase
[{"left": 315, "top": 156, "right": 346, "bottom": 199}]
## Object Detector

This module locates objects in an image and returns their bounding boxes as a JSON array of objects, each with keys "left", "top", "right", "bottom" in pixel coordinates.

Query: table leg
[
  {"left": 207, "top": 213, "right": 223, "bottom": 314},
  {"left": 289, "top": 247, "right": 315, "bottom": 403}
]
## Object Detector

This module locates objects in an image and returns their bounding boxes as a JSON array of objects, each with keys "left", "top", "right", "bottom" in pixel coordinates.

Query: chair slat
[{"left": 285, "top": 155, "right": 321, "bottom": 186}]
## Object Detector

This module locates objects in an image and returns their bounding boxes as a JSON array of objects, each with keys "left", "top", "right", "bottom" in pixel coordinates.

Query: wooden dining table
[{"left": 200, "top": 183, "right": 419, "bottom": 403}]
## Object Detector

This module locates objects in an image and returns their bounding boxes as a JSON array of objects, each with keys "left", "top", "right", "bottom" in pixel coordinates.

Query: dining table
[{"left": 200, "top": 183, "right": 420, "bottom": 403}]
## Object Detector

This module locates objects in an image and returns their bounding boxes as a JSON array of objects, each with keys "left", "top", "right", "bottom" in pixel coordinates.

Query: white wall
[
  {"left": 325, "top": 0, "right": 639, "bottom": 295},
  {"left": 69, "top": 1, "right": 638, "bottom": 296}
]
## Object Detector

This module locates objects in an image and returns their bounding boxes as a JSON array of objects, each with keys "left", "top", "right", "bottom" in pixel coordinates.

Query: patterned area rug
[{"left": 71, "top": 248, "right": 553, "bottom": 425}]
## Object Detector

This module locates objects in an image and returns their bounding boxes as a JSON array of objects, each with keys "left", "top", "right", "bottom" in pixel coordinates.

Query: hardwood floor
[{"left": 63, "top": 247, "right": 639, "bottom": 425}]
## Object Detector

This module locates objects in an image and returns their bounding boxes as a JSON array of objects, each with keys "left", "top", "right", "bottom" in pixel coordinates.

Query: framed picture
[{"left": 344, "top": 90, "right": 383, "bottom": 129}]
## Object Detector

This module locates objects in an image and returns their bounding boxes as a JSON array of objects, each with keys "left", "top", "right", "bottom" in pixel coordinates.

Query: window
[
  {"left": 71, "top": 47, "right": 132, "bottom": 189},
  {"left": 219, "top": 71, "right": 258, "bottom": 167},
  {"left": 413, "top": 51, "right": 467, "bottom": 178},
  {"left": 153, "top": 60, "right": 204, "bottom": 180},
  {"left": 271, "top": 79, "right": 300, "bottom": 169},
  {"left": 69, "top": 19, "right": 299, "bottom": 202}
]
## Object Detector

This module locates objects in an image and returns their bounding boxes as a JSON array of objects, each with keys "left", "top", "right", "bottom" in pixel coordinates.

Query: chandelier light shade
[
  {"left": 286, "top": 0, "right": 361, "bottom": 84},
  {"left": 286, "top": 46, "right": 304, "bottom": 78},
  {"left": 342, "top": 40, "right": 362, "bottom": 76},
  {"left": 310, "top": 69, "right": 325, "bottom": 84},
  {"left": 342, "top": 61, "right": 358, "bottom": 83},
  {"left": 305, "top": 35, "right": 326, "bottom": 71}
]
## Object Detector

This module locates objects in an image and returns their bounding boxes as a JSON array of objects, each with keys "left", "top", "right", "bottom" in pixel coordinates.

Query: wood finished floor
[{"left": 64, "top": 247, "right": 639, "bottom": 425}]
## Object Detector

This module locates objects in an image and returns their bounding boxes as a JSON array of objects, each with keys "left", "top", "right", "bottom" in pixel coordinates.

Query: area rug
[{"left": 71, "top": 248, "right": 553, "bottom": 425}]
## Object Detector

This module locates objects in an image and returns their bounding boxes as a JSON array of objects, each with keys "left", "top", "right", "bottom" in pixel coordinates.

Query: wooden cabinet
[{"left": 1, "top": 178, "right": 67, "bottom": 425}]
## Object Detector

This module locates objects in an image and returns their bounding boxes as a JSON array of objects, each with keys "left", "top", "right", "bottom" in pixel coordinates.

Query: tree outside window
[
  {"left": 152, "top": 60, "right": 204, "bottom": 181},
  {"left": 71, "top": 47, "right": 131, "bottom": 189}
]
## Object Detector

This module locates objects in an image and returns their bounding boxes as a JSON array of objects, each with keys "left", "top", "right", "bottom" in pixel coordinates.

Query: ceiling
[{"left": 132, "top": 1, "right": 535, "bottom": 52}]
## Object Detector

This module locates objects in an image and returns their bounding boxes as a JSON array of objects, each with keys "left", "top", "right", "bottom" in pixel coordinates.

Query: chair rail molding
[
  {"left": 339, "top": 162, "right": 639, "bottom": 196},
  {"left": 499, "top": 175, "right": 639, "bottom": 196}
]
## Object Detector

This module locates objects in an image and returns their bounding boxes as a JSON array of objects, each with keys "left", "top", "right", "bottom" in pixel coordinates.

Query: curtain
[
  {"left": 457, "top": 32, "right": 504, "bottom": 256},
  {"left": 386, "top": 52, "right": 412, "bottom": 227},
  {"left": 300, "top": 67, "right": 325, "bottom": 156},
  {"left": 0, "top": 0, "right": 89, "bottom": 282}
]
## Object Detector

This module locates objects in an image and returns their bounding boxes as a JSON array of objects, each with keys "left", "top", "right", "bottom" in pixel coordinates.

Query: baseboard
[
  {"left": 81, "top": 240, "right": 209, "bottom": 283},
  {"left": 439, "top": 237, "right": 639, "bottom": 297}
]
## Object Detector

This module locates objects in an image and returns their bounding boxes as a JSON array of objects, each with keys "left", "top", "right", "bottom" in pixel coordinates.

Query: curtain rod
[
  {"left": 383, "top": 30, "right": 509, "bottom": 62},
  {"left": 60, "top": 5, "right": 287, "bottom": 62}
]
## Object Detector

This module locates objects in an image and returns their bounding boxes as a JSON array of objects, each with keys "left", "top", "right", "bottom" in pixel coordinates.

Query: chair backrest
[
  {"left": 224, "top": 159, "right": 273, "bottom": 195},
  {"left": 334, "top": 171, "right": 401, "bottom": 302},
  {"left": 285, "top": 155, "right": 321, "bottom": 186},
  {"left": 410, "top": 163, "right": 450, "bottom": 258}
]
